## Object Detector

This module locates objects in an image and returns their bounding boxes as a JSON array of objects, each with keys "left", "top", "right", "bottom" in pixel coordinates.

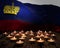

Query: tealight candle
[
  {"left": 45, "top": 33, "right": 49, "bottom": 36},
  {"left": 22, "top": 34, "right": 26, "bottom": 38},
  {"left": 19, "top": 32, "right": 22, "bottom": 35},
  {"left": 15, "top": 33, "right": 20, "bottom": 36},
  {"left": 30, "top": 33, "right": 34, "bottom": 36},
  {"left": 10, "top": 33, "right": 15, "bottom": 36},
  {"left": 3, "top": 32, "right": 8, "bottom": 35},
  {"left": 16, "top": 40, "right": 24, "bottom": 44},
  {"left": 44, "top": 35, "right": 49, "bottom": 38},
  {"left": 13, "top": 31, "right": 17, "bottom": 34},
  {"left": 14, "top": 40, "right": 24, "bottom": 48},
  {"left": 36, "top": 35, "right": 40, "bottom": 38},
  {"left": 51, "top": 34, "right": 56, "bottom": 36},
  {"left": 21, "top": 30, "right": 24, "bottom": 33},
  {"left": 30, "top": 30, "right": 33, "bottom": 34},
  {"left": 49, "top": 31, "right": 52, "bottom": 34},
  {"left": 29, "top": 37, "right": 36, "bottom": 41},
  {"left": 40, "top": 31, "right": 43, "bottom": 33},
  {"left": 25, "top": 31, "right": 29, "bottom": 35},
  {"left": 40, "top": 34, "right": 44, "bottom": 37},
  {"left": 7, "top": 34, "right": 13, "bottom": 38},
  {"left": 44, "top": 31, "right": 47, "bottom": 33},
  {"left": 19, "top": 36, "right": 25, "bottom": 40},
  {"left": 37, "top": 32, "right": 41, "bottom": 35},
  {"left": 37, "top": 38, "right": 45, "bottom": 42},
  {"left": 48, "top": 38, "right": 55, "bottom": 42},
  {"left": 37, "top": 38, "right": 44, "bottom": 48},
  {"left": 10, "top": 36, "right": 17, "bottom": 40}
]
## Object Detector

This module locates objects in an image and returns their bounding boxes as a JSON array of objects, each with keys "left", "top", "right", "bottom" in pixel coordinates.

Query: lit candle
[
  {"left": 15, "top": 33, "right": 20, "bottom": 36},
  {"left": 11, "top": 33, "right": 14, "bottom": 36},
  {"left": 51, "top": 34, "right": 56, "bottom": 36},
  {"left": 22, "top": 34, "right": 26, "bottom": 38},
  {"left": 19, "top": 36, "right": 25, "bottom": 40},
  {"left": 45, "top": 33, "right": 49, "bottom": 36},
  {"left": 49, "top": 31, "right": 52, "bottom": 33},
  {"left": 37, "top": 32, "right": 41, "bottom": 35},
  {"left": 30, "top": 33, "right": 34, "bottom": 36},
  {"left": 21, "top": 30, "right": 24, "bottom": 33},
  {"left": 40, "top": 38, "right": 42, "bottom": 40},
  {"left": 25, "top": 31, "right": 29, "bottom": 35},
  {"left": 29, "top": 37, "right": 36, "bottom": 41},
  {"left": 37, "top": 38, "right": 44, "bottom": 42},
  {"left": 3, "top": 32, "right": 8, "bottom": 35},
  {"left": 13, "top": 31, "right": 17, "bottom": 34},
  {"left": 10, "top": 36, "right": 17, "bottom": 40},
  {"left": 40, "top": 34, "right": 44, "bottom": 37},
  {"left": 44, "top": 31, "right": 47, "bottom": 33},
  {"left": 48, "top": 38, "right": 55, "bottom": 42},
  {"left": 16, "top": 40, "right": 24, "bottom": 44},
  {"left": 7, "top": 34, "right": 12, "bottom": 38},
  {"left": 44, "top": 35, "right": 49, "bottom": 38},
  {"left": 19, "top": 32, "right": 22, "bottom": 35},
  {"left": 36, "top": 35, "right": 40, "bottom": 38},
  {"left": 40, "top": 31, "right": 43, "bottom": 33},
  {"left": 30, "top": 30, "right": 33, "bottom": 34}
]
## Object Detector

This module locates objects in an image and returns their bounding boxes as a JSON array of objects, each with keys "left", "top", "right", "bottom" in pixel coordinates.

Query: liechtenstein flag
[
  {"left": 0, "top": 0, "right": 60, "bottom": 31},
  {"left": 0, "top": 0, "right": 31, "bottom": 31},
  {"left": 0, "top": 0, "right": 46, "bottom": 31}
]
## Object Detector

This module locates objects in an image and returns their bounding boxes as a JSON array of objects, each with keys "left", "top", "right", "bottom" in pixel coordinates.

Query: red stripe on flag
[{"left": 0, "top": 20, "right": 30, "bottom": 31}]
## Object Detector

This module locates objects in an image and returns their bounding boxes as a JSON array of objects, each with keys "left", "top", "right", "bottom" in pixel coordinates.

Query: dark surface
[{"left": 0, "top": 32, "right": 60, "bottom": 48}]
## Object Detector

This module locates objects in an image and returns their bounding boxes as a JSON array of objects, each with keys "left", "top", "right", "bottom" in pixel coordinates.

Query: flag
[{"left": 0, "top": 0, "right": 60, "bottom": 31}]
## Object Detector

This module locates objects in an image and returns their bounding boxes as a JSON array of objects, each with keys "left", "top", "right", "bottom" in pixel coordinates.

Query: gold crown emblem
[{"left": 3, "top": 3, "right": 20, "bottom": 15}]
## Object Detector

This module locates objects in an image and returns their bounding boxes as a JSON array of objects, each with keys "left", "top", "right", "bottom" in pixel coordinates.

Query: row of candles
[{"left": 3, "top": 30, "right": 56, "bottom": 44}]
